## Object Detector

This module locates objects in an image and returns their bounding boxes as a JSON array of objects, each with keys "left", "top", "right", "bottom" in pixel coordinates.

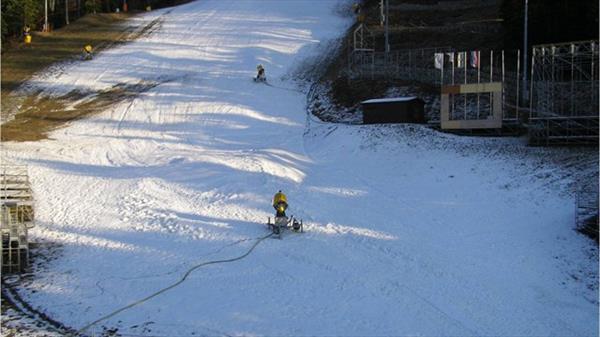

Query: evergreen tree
[
  {"left": 1, "top": 0, "right": 193, "bottom": 46},
  {"left": 1, "top": 0, "right": 42, "bottom": 43}
]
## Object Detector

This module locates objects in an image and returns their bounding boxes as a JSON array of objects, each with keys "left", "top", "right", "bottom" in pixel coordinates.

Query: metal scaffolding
[
  {"left": 346, "top": 40, "right": 599, "bottom": 141},
  {"left": 528, "top": 40, "right": 599, "bottom": 145},
  {"left": 347, "top": 46, "right": 453, "bottom": 85},
  {"left": 1, "top": 165, "right": 34, "bottom": 273},
  {"left": 353, "top": 23, "right": 375, "bottom": 52}
]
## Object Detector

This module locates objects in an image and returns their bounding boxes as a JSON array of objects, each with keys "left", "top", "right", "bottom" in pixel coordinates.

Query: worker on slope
[
  {"left": 255, "top": 64, "right": 266, "bottom": 82},
  {"left": 273, "top": 190, "right": 288, "bottom": 217}
]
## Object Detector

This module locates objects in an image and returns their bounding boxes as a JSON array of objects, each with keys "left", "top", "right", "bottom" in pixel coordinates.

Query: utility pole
[
  {"left": 385, "top": 0, "right": 390, "bottom": 52},
  {"left": 44, "top": 0, "right": 49, "bottom": 31},
  {"left": 522, "top": 0, "right": 528, "bottom": 102},
  {"left": 380, "top": 0, "right": 384, "bottom": 26},
  {"left": 65, "top": 0, "right": 70, "bottom": 25}
]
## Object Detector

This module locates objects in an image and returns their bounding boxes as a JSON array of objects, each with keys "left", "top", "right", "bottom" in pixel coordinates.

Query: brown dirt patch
[
  {"left": 1, "top": 12, "right": 164, "bottom": 142},
  {"left": 1, "top": 81, "right": 162, "bottom": 142}
]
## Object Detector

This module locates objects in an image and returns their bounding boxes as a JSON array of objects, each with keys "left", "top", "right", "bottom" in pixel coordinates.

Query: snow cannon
[
  {"left": 83, "top": 45, "right": 93, "bottom": 60},
  {"left": 254, "top": 64, "right": 266, "bottom": 82},
  {"left": 267, "top": 215, "right": 303, "bottom": 239},
  {"left": 267, "top": 190, "right": 303, "bottom": 238},
  {"left": 23, "top": 26, "right": 31, "bottom": 44}
]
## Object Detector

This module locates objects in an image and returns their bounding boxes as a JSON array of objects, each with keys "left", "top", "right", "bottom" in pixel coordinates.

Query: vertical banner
[
  {"left": 434, "top": 53, "right": 444, "bottom": 69},
  {"left": 447, "top": 52, "right": 455, "bottom": 85},
  {"left": 470, "top": 50, "right": 479, "bottom": 68},
  {"left": 446, "top": 52, "right": 455, "bottom": 64}
]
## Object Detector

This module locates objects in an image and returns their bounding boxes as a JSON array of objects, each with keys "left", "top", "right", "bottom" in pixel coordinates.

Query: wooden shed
[{"left": 361, "top": 97, "right": 426, "bottom": 124}]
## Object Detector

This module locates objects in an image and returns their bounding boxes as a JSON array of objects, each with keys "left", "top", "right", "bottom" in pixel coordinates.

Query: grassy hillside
[{"left": 0, "top": 12, "right": 155, "bottom": 141}]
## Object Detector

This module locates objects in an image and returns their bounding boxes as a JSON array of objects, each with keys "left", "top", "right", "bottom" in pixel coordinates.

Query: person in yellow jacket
[{"left": 272, "top": 190, "right": 288, "bottom": 217}]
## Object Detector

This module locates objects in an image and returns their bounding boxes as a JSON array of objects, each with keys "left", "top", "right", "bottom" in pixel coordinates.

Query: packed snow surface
[{"left": 2, "top": 0, "right": 598, "bottom": 336}]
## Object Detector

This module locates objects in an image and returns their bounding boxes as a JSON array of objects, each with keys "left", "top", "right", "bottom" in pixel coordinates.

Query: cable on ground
[{"left": 75, "top": 232, "right": 274, "bottom": 336}]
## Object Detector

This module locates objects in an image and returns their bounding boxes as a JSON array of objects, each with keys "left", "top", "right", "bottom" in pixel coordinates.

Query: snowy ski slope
[{"left": 2, "top": 0, "right": 598, "bottom": 335}]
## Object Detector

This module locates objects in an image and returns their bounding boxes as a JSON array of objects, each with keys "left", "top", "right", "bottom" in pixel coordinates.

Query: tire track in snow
[{"left": 116, "top": 96, "right": 138, "bottom": 132}]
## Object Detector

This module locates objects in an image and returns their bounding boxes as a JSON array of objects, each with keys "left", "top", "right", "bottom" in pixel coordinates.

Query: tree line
[
  {"left": 1, "top": 0, "right": 190, "bottom": 45},
  {"left": 501, "top": 0, "right": 599, "bottom": 49}
]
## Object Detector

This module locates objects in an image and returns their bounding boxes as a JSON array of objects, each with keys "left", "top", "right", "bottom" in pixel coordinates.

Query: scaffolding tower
[
  {"left": 529, "top": 41, "right": 599, "bottom": 145},
  {"left": 1, "top": 165, "right": 34, "bottom": 273}
]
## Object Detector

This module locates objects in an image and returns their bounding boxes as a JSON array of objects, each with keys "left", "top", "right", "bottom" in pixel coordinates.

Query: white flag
[
  {"left": 470, "top": 51, "right": 479, "bottom": 68},
  {"left": 434, "top": 53, "right": 444, "bottom": 69}
]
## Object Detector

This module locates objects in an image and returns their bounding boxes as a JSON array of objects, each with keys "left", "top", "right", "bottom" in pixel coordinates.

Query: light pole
[
  {"left": 65, "top": 0, "right": 70, "bottom": 25},
  {"left": 380, "top": 0, "right": 384, "bottom": 26},
  {"left": 380, "top": 0, "right": 390, "bottom": 52},
  {"left": 522, "top": 0, "right": 528, "bottom": 102},
  {"left": 44, "top": 0, "right": 48, "bottom": 31},
  {"left": 385, "top": 0, "right": 389, "bottom": 52}
]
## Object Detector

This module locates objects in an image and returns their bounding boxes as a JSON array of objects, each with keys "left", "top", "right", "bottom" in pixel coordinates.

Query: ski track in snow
[{"left": 2, "top": 0, "right": 598, "bottom": 336}]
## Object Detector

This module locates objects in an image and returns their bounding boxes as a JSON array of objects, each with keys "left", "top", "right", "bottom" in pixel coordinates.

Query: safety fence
[{"left": 347, "top": 47, "right": 525, "bottom": 124}]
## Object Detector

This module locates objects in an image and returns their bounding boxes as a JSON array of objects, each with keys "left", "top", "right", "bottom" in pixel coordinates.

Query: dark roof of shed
[{"left": 361, "top": 96, "right": 420, "bottom": 104}]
